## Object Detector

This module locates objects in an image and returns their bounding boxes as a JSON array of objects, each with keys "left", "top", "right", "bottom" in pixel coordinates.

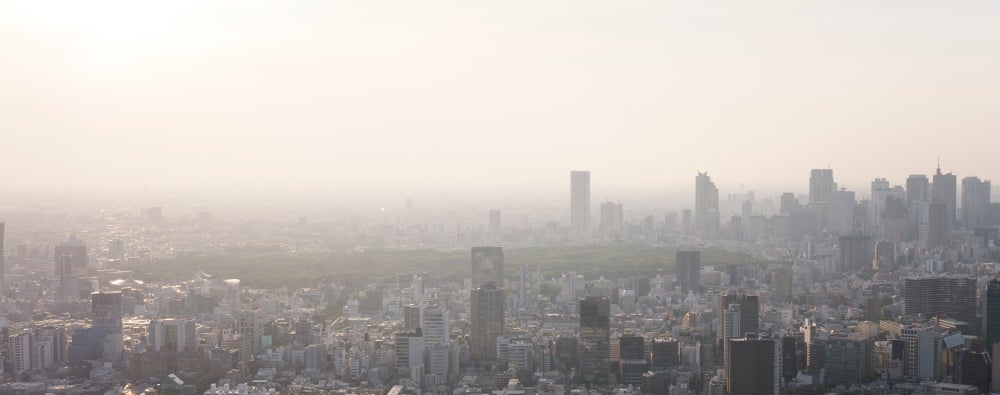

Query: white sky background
[{"left": 1, "top": 0, "right": 998, "bottom": 200}]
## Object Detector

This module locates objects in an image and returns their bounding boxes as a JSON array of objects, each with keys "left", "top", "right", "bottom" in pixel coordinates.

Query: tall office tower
[
  {"left": 394, "top": 328, "right": 425, "bottom": 371},
  {"left": 471, "top": 246, "right": 504, "bottom": 287},
  {"left": 809, "top": 169, "right": 836, "bottom": 203},
  {"left": 907, "top": 175, "right": 931, "bottom": 204},
  {"left": 719, "top": 293, "right": 759, "bottom": 353},
  {"left": 779, "top": 193, "right": 800, "bottom": 215},
  {"left": 578, "top": 296, "right": 611, "bottom": 386},
  {"left": 9, "top": 331, "right": 33, "bottom": 374},
  {"left": 869, "top": 179, "right": 905, "bottom": 233},
  {"left": 772, "top": 268, "right": 793, "bottom": 306},
  {"left": 961, "top": 176, "right": 991, "bottom": 230},
  {"left": 519, "top": 265, "right": 539, "bottom": 309},
  {"left": 695, "top": 172, "right": 720, "bottom": 237},
  {"left": 675, "top": 251, "right": 702, "bottom": 294},
  {"left": 555, "top": 335, "right": 579, "bottom": 373},
  {"left": 987, "top": 280, "right": 1000, "bottom": 349},
  {"left": 832, "top": 189, "right": 858, "bottom": 235},
  {"left": 619, "top": 334, "right": 645, "bottom": 360},
  {"left": 55, "top": 255, "right": 78, "bottom": 300},
  {"left": 823, "top": 335, "right": 871, "bottom": 386},
  {"left": 148, "top": 319, "right": 197, "bottom": 352},
  {"left": 107, "top": 239, "right": 125, "bottom": 260},
  {"left": 489, "top": 210, "right": 501, "bottom": 234},
  {"left": 726, "top": 336, "right": 780, "bottom": 395},
  {"left": 54, "top": 244, "right": 88, "bottom": 274},
  {"left": 650, "top": 338, "right": 679, "bottom": 369},
  {"left": 957, "top": 350, "right": 991, "bottom": 393},
  {"left": 420, "top": 304, "right": 450, "bottom": 347},
  {"left": 837, "top": 235, "right": 873, "bottom": 273},
  {"left": 470, "top": 281, "right": 504, "bottom": 361},
  {"left": 236, "top": 310, "right": 262, "bottom": 356},
  {"left": 781, "top": 336, "right": 798, "bottom": 380},
  {"left": 403, "top": 304, "right": 422, "bottom": 332},
  {"left": 932, "top": 164, "right": 957, "bottom": 227},
  {"left": 0, "top": 221, "right": 4, "bottom": 295},
  {"left": 902, "top": 276, "right": 977, "bottom": 325},
  {"left": 91, "top": 291, "right": 123, "bottom": 334},
  {"left": 881, "top": 196, "right": 909, "bottom": 242},
  {"left": 570, "top": 170, "right": 591, "bottom": 232},
  {"left": 598, "top": 201, "right": 624, "bottom": 236},
  {"left": 722, "top": 304, "right": 742, "bottom": 342},
  {"left": 926, "top": 202, "right": 949, "bottom": 248}
]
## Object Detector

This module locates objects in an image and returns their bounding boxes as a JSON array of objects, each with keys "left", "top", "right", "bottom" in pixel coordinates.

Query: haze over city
[
  {"left": 2, "top": 1, "right": 1000, "bottom": 395},
  {"left": 3, "top": 0, "right": 1000, "bottom": 198}
]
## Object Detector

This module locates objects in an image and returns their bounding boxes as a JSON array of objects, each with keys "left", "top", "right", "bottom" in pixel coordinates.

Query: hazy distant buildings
[
  {"left": 599, "top": 201, "right": 623, "bottom": 237},
  {"left": 961, "top": 176, "right": 991, "bottom": 230},
  {"left": 570, "top": 170, "right": 591, "bottom": 232},
  {"left": 809, "top": 169, "right": 836, "bottom": 204},
  {"left": 675, "top": 251, "right": 701, "bottom": 294},
  {"left": 470, "top": 281, "right": 504, "bottom": 361},
  {"left": 578, "top": 296, "right": 611, "bottom": 386},
  {"left": 907, "top": 174, "right": 930, "bottom": 205},
  {"left": 92, "top": 291, "right": 123, "bottom": 335},
  {"left": 471, "top": 246, "right": 504, "bottom": 287},
  {"left": 837, "top": 235, "right": 873, "bottom": 273},
  {"left": 933, "top": 165, "right": 957, "bottom": 228},
  {"left": 54, "top": 244, "right": 88, "bottom": 275},
  {"left": 0, "top": 222, "right": 5, "bottom": 294},
  {"left": 695, "top": 172, "right": 720, "bottom": 237}
]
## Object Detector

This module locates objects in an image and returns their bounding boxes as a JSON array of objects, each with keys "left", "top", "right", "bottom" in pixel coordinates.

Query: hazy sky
[{"left": 2, "top": 0, "right": 998, "bottom": 198}]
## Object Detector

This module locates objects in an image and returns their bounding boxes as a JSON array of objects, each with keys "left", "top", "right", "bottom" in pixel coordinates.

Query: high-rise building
[
  {"left": 809, "top": 169, "right": 836, "bottom": 203},
  {"left": 420, "top": 304, "right": 450, "bottom": 348},
  {"left": 470, "top": 281, "right": 504, "bottom": 361},
  {"left": 148, "top": 319, "right": 197, "bottom": 352},
  {"left": 471, "top": 246, "right": 504, "bottom": 287},
  {"left": 824, "top": 335, "right": 872, "bottom": 386},
  {"left": 571, "top": 170, "right": 591, "bottom": 232},
  {"left": 403, "top": 304, "right": 422, "bottom": 332},
  {"left": 903, "top": 276, "right": 977, "bottom": 326},
  {"left": 695, "top": 172, "right": 720, "bottom": 237},
  {"left": 779, "top": 193, "right": 800, "bottom": 215},
  {"left": 719, "top": 293, "right": 759, "bottom": 353},
  {"left": 961, "top": 176, "right": 991, "bottom": 230},
  {"left": 933, "top": 164, "right": 957, "bottom": 228},
  {"left": 874, "top": 241, "right": 896, "bottom": 272},
  {"left": 869, "top": 179, "right": 905, "bottom": 233},
  {"left": 651, "top": 338, "right": 679, "bottom": 369},
  {"left": 578, "top": 296, "right": 611, "bottom": 386},
  {"left": 837, "top": 235, "right": 873, "bottom": 273},
  {"left": 394, "top": 328, "right": 425, "bottom": 371},
  {"left": 772, "top": 268, "right": 793, "bottom": 305},
  {"left": 91, "top": 291, "right": 123, "bottom": 334},
  {"left": 907, "top": 174, "right": 931, "bottom": 204},
  {"left": 986, "top": 280, "right": 1000, "bottom": 349},
  {"left": 726, "top": 336, "right": 780, "bottom": 395},
  {"left": 236, "top": 310, "right": 262, "bottom": 356},
  {"left": 54, "top": 244, "right": 88, "bottom": 275},
  {"left": 107, "top": 239, "right": 125, "bottom": 261},
  {"left": 56, "top": 255, "right": 78, "bottom": 300},
  {"left": 675, "top": 251, "right": 701, "bottom": 294},
  {"left": 0, "top": 221, "right": 5, "bottom": 295},
  {"left": 598, "top": 201, "right": 624, "bottom": 236},
  {"left": 9, "top": 331, "right": 33, "bottom": 374}
]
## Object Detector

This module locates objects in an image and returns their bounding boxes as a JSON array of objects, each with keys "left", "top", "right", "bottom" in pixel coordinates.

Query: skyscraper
[
  {"left": 837, "top": 234, "right": 873, "bottom": 273},
  {"left": 0, "top": 221, "right": 5, "bottom": 295},
  {"left": 809, "top": 169, "right": 836, "bottom": 203},
  {"left": 598, "top": 201, "right": 624, "bottom": 237},
  {"left": 695, "top": 172, "right": 720, "bottom": 237},
  {"left": 772, "top": 268, "right": 793, "bottom": 305},
  {"left": 470, "top": 281, "right": 504, "bottom": 361},
  {"left": 987, "top": 280, "right": 1000, "bottom": 349},
  {"left": 719, "top": 293, "right": 759, "bottom": 353},
  {"left": 675, "top": 251, "right": 701, "bottom": 294},
  {"left": 726, "top": 336, "right": 780, "bottom": 395},
  {"left": 961, "top": 176, "right": 991, "bottom": 230},
  {"left": 906, "top": 174, "right": 930, "bottom": 205},
  {"left": 932, "top": 164, "right": 957, "bottom": 228},
  {"left": 471, "top": 246, "right": 504, "bottom": 287},
  {"left": 54, "top": 244, "right": 88, "bottom": 275},
  {"left": 578, "top": 296, "right": 611, "bottom": 386},
  {"left": 570, "top": 170, "right": 591, "bottom": 232},
  {"left": 91, "top": 291, "right": 123, "bottom": 334}
]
